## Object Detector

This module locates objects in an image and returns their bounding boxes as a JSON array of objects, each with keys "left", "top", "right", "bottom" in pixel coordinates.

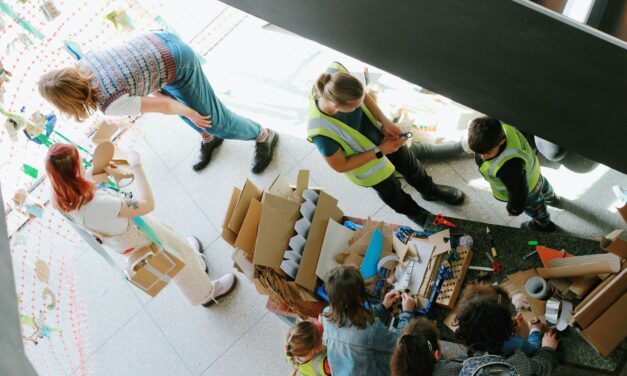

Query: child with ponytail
[
  {"left": 285, "top": 320, "right": 332, "bottom": 376},
  {"left": 391, "top": 318, "right": 441, "bottom": 376}
]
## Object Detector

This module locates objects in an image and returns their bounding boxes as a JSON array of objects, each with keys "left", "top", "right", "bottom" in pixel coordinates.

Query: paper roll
[{"left": 525, "top": 276, "right": 549, "bottom": 300}]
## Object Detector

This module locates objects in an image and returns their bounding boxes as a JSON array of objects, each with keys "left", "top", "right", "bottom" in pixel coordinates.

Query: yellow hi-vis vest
[
  {"left": 294, "top": 350, "right": 328, "bottom": 376},
  {"left": 479, "top": 124, "right": 541, "bottom": 201},
  {"left": 306, "top": 62, "right": 395, "bottom": 187}
]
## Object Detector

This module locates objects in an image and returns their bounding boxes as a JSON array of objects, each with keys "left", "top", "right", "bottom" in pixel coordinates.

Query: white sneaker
[
  {"left": 186, "top": 235, "right": 208, "bottom": 273},
  {"left": 203, "top": 273, "right": 237, "bottom": 307},
  {"left": 186, "top": 235, "right": 203, "bottom": 253}
]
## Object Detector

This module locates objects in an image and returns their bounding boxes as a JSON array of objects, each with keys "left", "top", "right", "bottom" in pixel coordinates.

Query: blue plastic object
[
  {"left": 316, "top": 284, "right": 329, "bottom": 302},
  {"left": 360, "top": 228, "right": 383, "bottom": 279},
  {"left": 343, "top": 220, "right": 364, "bottom": 230}
]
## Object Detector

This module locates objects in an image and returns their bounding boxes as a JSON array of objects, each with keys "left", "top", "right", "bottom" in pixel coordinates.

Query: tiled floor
[{"left": 72, "top": 5, "right": 626, "bottom": 375}]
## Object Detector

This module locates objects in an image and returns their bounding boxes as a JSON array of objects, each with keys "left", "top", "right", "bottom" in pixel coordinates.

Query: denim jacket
[{"left": 321, "top": 304, "right": 415, "bottom": 376}]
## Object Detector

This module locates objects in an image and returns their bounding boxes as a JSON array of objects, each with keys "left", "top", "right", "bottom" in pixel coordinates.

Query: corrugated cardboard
[
  {"left": 600, "top": 229, "right": 627, "bottom": 259},
  {"left": 573, "top": 268, "right": 627, "bottom": 329},
  {"left": 296, "top": 191, "right": 340, "bottom": 291},
  {"left": 253, "top": 192, "right": 301, "bottom": 271},
  {"left": 231, "top": 249, "right": 255, "bottom": 280},
  {"left": 228, "top": 179, "right": 262, "bottom": 233},
  {"left": 234, "top": 198, "right": 262, "bottom": 257},
  {"left": 222, "top": 187, "right": 242, "bottom": 246},
  {"left": 582, "top": 293, "right": 627, "bottom": 357}
]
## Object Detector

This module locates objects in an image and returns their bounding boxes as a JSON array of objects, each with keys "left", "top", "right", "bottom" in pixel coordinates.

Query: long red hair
[{"left": 45, "top": 143, "right": 96, "bottom": 212}]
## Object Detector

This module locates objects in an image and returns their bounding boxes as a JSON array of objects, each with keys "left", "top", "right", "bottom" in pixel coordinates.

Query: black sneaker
[
  {"left": 421, "top": 184, "right": 465, "bottom": 205},
  {"left": 521, "top": 220, "right": 556, "bottom": 233},
  {"left": 192, "top": 137, "right": 223, "bottom": 171},
  {"left": 251, "top": 129, "right": 278, "bottom": 174}
]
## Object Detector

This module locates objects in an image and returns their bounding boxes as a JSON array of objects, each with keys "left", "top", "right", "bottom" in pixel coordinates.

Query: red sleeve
[
  {"left": 313, "top": 319, "right": 324, "bottom": 336},
  {"left": 324, "top": 357, "right": 332, "bottom": 376}
]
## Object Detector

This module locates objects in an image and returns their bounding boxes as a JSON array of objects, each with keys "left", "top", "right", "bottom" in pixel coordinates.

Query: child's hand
[
  {"left": 401, "top": 293, "right": 416, "bottom": 312},
  {"left": 383, "top": 290, "right": 400, "bottom": 309},
  {"left": 529, "top": 317, "right": 546, "bottom": 332},
  {"left": 542, "top": 327, "right": 559, "bottom": 350}
]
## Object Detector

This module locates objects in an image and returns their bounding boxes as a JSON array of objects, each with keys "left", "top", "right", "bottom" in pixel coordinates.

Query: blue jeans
[{"left": 153, "top": 32, "right": 261, "bottom": 140}]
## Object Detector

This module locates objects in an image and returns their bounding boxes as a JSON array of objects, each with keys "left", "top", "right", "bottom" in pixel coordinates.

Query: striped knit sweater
[{"left": 80, "top": 33, "right": 176, "bottom": 112}]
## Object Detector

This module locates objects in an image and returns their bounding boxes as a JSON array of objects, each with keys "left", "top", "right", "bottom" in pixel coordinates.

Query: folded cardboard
[
  {"left": 600, "top": 229, "right": 627, "bottom": 259},
  {"left": 233, "top": 198, "right": 262, "bottom": 257},
  {"left": 231, "top": 249, "right": 255, "bottom": 280},
  {"left": 296, "top": 190, "right": 342, "bottom": 291},
  {"left": 126, "top": 245, "right": 185, "bottom": 297},
  {"left": 222, "top": 187, "right": 242, "bottom": 246},
  {"left": 228, "top": 179, "right": 262, "bottom": 234},
  {"left": 573, "top": 268, "right": 627, "bottom": 329},
  {"left": 253, "top": 192, "right": 301, "bottom": 271},
  {"left": 316, "top": 219, "right": 355, "bottom": 283},
  {"left": 581, "top": 293, "right": 627, "bottom": 357}
]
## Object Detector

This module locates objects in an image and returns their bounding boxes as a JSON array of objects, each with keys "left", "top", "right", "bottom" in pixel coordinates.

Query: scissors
[{"left": 433, "top": 214, "right": 456, "bottom": 228}]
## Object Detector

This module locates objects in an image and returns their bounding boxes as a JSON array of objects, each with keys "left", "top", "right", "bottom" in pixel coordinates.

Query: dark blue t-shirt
[{"left": 312, "top": 101, "right": 383, "bottom": 157}]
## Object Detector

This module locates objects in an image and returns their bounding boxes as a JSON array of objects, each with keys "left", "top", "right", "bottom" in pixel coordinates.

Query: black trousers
[{"left": 371, "top": 145, "right": 435, "bottom": 217}]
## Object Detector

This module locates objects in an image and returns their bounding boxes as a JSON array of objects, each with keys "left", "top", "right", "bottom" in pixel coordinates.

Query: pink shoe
[{"left": 203, "top": 273, "right": 237, "bottom": 307}]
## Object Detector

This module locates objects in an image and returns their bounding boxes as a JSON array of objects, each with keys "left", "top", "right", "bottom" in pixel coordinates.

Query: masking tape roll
[{"left": 524, "top": 276, "right": 549, "bottom": 300}]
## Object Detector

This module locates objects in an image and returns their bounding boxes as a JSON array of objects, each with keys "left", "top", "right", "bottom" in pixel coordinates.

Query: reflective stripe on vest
[
  {"left": 479, "top": 124, "right": 541, "bottom": 201},
  {"left": 297, "top": 352, "right": 327, "bottom": 376},
  {"left": 306, "top": 62, "right": 395, "bottom": 187}
]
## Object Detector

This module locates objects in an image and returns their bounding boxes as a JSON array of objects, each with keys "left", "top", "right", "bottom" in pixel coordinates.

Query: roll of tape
[{"left": 524, "top": 276, "right": 549, "bottom": 300}]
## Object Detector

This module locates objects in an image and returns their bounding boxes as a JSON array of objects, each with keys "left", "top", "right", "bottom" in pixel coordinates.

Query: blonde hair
[
  {"left": 315, "top": 71, "right": 364, "bottom": 106},
  {"left": 285, "top": 321, "right": 322, "bottom": 366},
  {"left": 38, "top": 67, "right": 98, "bottom": 122}
]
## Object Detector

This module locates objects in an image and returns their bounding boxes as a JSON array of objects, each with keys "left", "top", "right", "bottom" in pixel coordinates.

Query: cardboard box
[
  {"left": 126, "top": 245, "right": 185, "bottom": 297},
  {"left": 600, "top": 229, "right": 627, "bottom": 259},
  {"left": 295, "top": 190, "right": 342, "bottom": 291},
  {"left": 234, "top": 199, "right": 262, "bottom": 257},
  {"left": 222, "top": 187, "right": 242, "bottom": 246},
  {"left": 228, "top": 179, "right": 262, "bottom": 234},
  {"left": 253, "top": 192, "right": 301, "bottom": 271},
  {"left": 573, "top": 268, "right": 627, "bottom": 329},
  {"left": 231, "top": 249, "right": 255, "bottom": 280},
  {"left": 581, "top": 293, "right": 627, "bottom": 357}
]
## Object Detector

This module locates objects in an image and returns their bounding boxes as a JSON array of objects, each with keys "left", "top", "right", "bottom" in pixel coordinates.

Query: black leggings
[{"left": 371, "top": 145, "right": 435, "bottom": 217}]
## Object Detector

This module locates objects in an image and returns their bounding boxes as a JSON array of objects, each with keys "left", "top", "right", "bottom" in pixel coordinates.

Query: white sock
[{"left": 201, "top": 134, "right": 215, "bottom": 144}]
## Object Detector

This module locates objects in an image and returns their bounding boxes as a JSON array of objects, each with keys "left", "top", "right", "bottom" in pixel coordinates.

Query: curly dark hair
[
  {"left": 391, "top": 318, "right": 440, "bottom": 376},
  {"left": 454, "top": 296, "right": 514, "bottom": 354}
]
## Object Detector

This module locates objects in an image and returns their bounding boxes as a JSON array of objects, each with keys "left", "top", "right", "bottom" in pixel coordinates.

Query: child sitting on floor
[
  {"left": 286, "top": 320, "right": 332, "bottom": 376},
  {"left": 321, "top": 265, "right": 417, "bottom": 376},
  {"left": 391, "top": 317, "right": 442, "bottom": 376},
  {"left": 468, "top": 117, "right": 557, "bottom": 232},
  {"left": 458, "top": 284, "right": 545, "bottom": 356}
]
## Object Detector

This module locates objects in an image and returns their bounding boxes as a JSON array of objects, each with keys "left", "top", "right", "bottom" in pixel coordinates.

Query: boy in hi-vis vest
[{"left": 468, "top": 117, "right": 557, "bottom": 232}]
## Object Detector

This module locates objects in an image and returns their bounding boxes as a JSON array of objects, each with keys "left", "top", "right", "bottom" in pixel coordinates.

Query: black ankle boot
[
  {"left": 192, "top": 137, "right": 223, "bottom": 171},
  {"left": 407, "top": 210, "right": 430, "bottom": 229},
  {"left": 251, "top": 129, "right": 278, "bottom": 174},
  {"left": 421, "top": 184, "right": 465, "bottom": 205}
]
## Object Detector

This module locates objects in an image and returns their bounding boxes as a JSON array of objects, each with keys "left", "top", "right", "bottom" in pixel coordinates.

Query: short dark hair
[
  {"left": 468, "top": 117, "right": 505, "bottom": 154},
  {"left": 454, "top": 296, "right": 514, "bottom": 354},
  {"left": 323, "top": 266, "right": 373, "bottom": 329},
  {"left": 391, "top": 318, "right": 440, "bottom": 376}
]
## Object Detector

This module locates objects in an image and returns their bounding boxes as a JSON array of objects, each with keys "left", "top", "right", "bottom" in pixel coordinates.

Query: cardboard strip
[
  {"left": 233, "top": 198, "right": 262, "bottom": 256},
  {"left": 537, "top": 262, "right": 614, "bottom": 279},
  {"left": 550, "top": 253, "right": 621, "bottom": 273},
  {"left": 221, "top": 187, "right": 242, "bottom": 246},
  {"left": 228, "top": 179, "right": 262, "bottom": 233}
]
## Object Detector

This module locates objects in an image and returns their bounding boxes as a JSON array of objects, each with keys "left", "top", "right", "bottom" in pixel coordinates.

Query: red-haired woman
[{"left": 45, "top": 143, "right": 236, "bottom": 306}]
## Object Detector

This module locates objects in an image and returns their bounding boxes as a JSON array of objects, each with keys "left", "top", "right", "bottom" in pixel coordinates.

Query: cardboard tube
[{"left": 537, "top": 262, "right": 613, "bottom": 279}]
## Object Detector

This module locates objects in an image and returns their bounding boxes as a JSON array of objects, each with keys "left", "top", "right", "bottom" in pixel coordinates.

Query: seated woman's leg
[
  {"left": 388, "top": 146, "right": 465, "bottom": 205},
  {"left": 371, "top": 175, "right": 429, "bottom": 227}
]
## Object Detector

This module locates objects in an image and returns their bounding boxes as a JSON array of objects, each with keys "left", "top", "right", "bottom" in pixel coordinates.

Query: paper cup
[
  {"left": 280, "top": 259, "right": 299, "bottom": 279},
  {"left": 300, "top": 200, "right": 316, "bottom": 221},
  {"left": 302, "top": 189, "right": 319, "bottom": 204},
  {"left": 294, "top": 217, "right": 311, "bottom": 238}
]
